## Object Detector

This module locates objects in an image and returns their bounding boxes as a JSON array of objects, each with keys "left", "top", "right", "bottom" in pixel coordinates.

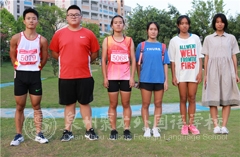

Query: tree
[
  {"left": 0, "top": 8, "right": 16, "bottom": 66},
  {"left": 188, "top": 0, "right": 226, "bottom": 40},
  {"left": 82, "top": 22, "right": 100, "bottom": 39},
  {"left": 126, "top": 4, "right": 177, "bottom": 47},
  {"left": 35, "top": 4, "right": 66, "bottom": 76}
]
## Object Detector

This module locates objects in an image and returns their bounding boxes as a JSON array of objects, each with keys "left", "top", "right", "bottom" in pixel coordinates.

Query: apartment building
[
  {"left": 4, "top": 0, "right": 54, "bottom": 19},
  {"left": 55, "top": 0, "right": 131, "bottom": 35}
]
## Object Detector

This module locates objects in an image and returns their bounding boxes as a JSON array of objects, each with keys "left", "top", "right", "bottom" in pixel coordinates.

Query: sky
[{"left": 124, "top": 0, "right": 240, "bottom": 17}]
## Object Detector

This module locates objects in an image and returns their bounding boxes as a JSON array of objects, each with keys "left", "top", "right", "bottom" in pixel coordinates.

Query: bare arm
[
  {"left": 196, "top": 58, "right": 203, "bottom": 83},
  {"left": 164, "top": 64, "right": 168, "bottom": 91},
  {"left": 101, "top": 38, "right": 108, "bottom": 88},
  {"left": 90, "top": 51, "right": 98, "bottom": 63},
  {"left": 40, "top": 36, "right": 48, "bottom": 69},
  {"left": 51, "top": 51, "right": 59, "bottom": 60},
  {"left": 129, "top": 39, "right": 136, "bottom": 88},
  {"left": 232, "top": 54, "right": 240, "bottom": 83},
  {"left": 204, "top": 55, "right": 209, "bottom": 87},
  {"left": 170, "top": 62, "right": 177, "bottom": 86},
  {"left": 9, "top": 33, "right": 20, "bottom": 66}
]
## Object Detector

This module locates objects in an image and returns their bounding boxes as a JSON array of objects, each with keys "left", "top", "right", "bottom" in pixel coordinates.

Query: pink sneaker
[
  {"left": 188, "top": 125, "right": 200, "bottom": 135},
  {"left": 181, "top": 125, "right": 189, "bottom": 135}
]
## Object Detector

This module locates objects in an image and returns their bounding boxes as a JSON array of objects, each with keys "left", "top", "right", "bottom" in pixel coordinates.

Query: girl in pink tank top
[{"left": 101, "top": 15, "right": 136, "bottom": 140}]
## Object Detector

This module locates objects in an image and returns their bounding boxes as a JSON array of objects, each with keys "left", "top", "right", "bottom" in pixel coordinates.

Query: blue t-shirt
[{"left": 135, "top": 41, "right": 170, "bottom": 83}]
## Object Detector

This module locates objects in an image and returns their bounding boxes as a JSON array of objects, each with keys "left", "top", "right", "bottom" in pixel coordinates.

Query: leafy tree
[
  {"left": 188, "top": 0, "right": 226, "bottom": 40},
  {"left": 126, "top": 4, "right": 177, "bottom": 47},
  {"left": 82, "top": 22, "right": 100, "bottom": 39},
  {"left": 35, "top": 4, "right": 66, "bottom": 76},
  {"left": 0, "top": 8, "right": 16, "bottom": 65}
]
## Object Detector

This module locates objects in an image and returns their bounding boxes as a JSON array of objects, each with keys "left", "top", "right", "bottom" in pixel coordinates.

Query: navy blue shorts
[
  {"left": 58, "top": 77, "right": 94, "bottom": 105},
  {"left": 139, "top": 82, "right": 164, "bottom": 91}
]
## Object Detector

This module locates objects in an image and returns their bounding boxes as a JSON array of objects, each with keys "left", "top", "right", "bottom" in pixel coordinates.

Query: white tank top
[{"left": 16, "top": 32, "right": 41, "bottom": 71}]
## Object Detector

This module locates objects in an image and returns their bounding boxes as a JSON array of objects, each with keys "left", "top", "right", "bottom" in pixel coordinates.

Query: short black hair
[
  {"left": 110, "top": 15, "right": 125, "bottom": 26},
  {"left": 212, "top": 13, "right": 228, "bottom": 31},
  {"left": 67, "top": 5, "right": 81, "bottom": 13},
  {"left": 146, "top": 21, "right": 159, "bottom": 32},
  {"left": 23, "top": 8, "right": 39, "bottom": 20},
  {"left": 176, "top": 15, "right": 191, "bottom": 34}
]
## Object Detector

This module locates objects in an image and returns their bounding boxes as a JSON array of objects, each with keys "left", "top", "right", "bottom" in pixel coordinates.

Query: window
[
  {"left": 17, "top": 0, "right": 20, "bottom": 3},
  {"left": 17, "top": 5, "right": 20, "bottom": 13}
]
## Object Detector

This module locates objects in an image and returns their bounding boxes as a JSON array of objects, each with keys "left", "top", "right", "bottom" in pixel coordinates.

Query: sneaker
[
  {"left": 221, "top": 127, "right": 229, "bottom": 134},
  {"left": 152, "top": 127, "right": 161, "bottom": 137},
  {"left": 213, "top": 126, "right": 221, "bottom": 134},
  {"left": 85, "top": 128, "right": 98, "bottom": 140},
  {"left": 60, "top": 130, "right": 74, "bottom": 142},
  {"left": 143, "top": 127, "right": 151, "bottom": 137},
  {"left": 123, "top": 129, "right": 132, "bottom": 140},
  {"left": 188, "top": 125, "right": 200, "bottom": 135},
  {"left": 35, "top": 132, "right": 48, "bottom": 144},
  {"left": 181, "top": 125, "right": 189, "bottom": 135},
  {"left": 10, "top": 134, "right": 24, "bottom": 146},
  {"left": 109, "top": 130, "right": 118, "bottom": 140}
]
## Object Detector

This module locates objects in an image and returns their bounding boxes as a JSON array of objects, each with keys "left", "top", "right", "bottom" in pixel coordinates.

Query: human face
[
  {"left": 215, "top": 17, "right": 225, "bottom": 31},
  {"left": 23, "top": 13, "right": 38, "bottom": 29},
  {"left": 147, "top": 23, "right": 158, "bottom": 40},
  {"left": 67, "top": 9, "right": 82, "bottom": 26},
  {"left": 177, "top": 18, "right": 189, "bottom": 33},
  {"left": 111, "top": 17, "right": 124, "bottom": 33}
]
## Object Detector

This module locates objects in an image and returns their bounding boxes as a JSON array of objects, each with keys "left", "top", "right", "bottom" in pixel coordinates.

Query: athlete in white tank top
[{"left": 15, "top": 32, "right": 41, "bottom": 71}]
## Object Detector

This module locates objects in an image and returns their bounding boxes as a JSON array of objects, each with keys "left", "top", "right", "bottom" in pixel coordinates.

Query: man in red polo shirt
[{"left": 49, "top": 5, "right": 100, "bottom": 141}]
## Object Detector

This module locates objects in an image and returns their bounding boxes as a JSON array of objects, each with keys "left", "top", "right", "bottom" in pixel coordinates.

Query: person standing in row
[
  {"left": 201, "top": 13, "right": 240, "bottom": 134},
  {"left": 9, "top": 8, "right": 49, "bottom": 146},
  {"left": 49, "top": 5, "right": 99, "bottom": 141},
  {"left": 136, "top": 22, "right": 170, "bottom": 137},
  {"left": 102, "top": 15, "right": 136, "bottom": 140},
  {"left": 168, "top": 15, "right": 203, "bottom": 135}
]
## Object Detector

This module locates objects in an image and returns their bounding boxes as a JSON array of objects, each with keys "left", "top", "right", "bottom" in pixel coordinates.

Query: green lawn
[{"left": 1, "top": 110, "right": 240, "bottom": 157}]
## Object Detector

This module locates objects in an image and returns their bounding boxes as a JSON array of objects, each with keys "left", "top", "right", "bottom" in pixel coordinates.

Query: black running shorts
[
  {"left": 58, "top": 77, "right": 94, "bottom": 105},
  {"left": 108, "top": 80, "right": 131, "bottom": 92},
  {"left": 14, "top": 70, "right": 42, "bottom": 96}
]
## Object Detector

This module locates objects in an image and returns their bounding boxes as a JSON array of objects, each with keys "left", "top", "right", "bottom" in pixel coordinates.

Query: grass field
[{"left": 1, "top": 110, "right": 240, "bottom": 157}]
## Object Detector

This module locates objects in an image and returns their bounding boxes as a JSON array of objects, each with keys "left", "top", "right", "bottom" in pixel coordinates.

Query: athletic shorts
[
  {"left": 58, "top": 77, "right": 94, "bottom": 105},
  {"left": 108, "top": 80, "right": 131, "bottom": 92},
  {"left": 14, "top": 70, "right": 42, "bottom": 96},
  {"left": 139, "top": 82, "right": 164, "bottom": 91}
]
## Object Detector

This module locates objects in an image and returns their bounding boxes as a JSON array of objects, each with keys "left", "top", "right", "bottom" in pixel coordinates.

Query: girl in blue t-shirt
[{"left": 135, "top": 22, "right": 170, "bottom": 137}]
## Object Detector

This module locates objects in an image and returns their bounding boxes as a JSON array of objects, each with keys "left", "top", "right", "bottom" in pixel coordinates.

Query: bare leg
[
  {"left": 153, "top": 90, "right": 164, "bottom": 128},
  {"left": 141, "top": 89, "right": 152, "bottom": 128},
  {"left": 178, "top": 83, "right": 188, "bottom": 125},
  {"left": 187, "top": 83, "right": 198, "bottom": 125},
  {"left": 222, "top": 106, "right": 231, "bottom": 127},
  {"left": 108, "top": 92, "right": 118, "bottom": 130},
  {"left": 64, "top": 103, "right": 76, "bottom": 131},
  {"left": 30, "top": 94, "right": 42, "bottom": 134},
  {"left": 80, "top": 104, "right": 92, "bottom": 130},
  {"left": 15, "top": 94, "right": 27, "bottom": 134},
  {"left": 210, "top": 106, "right": 218, "bottom": 127},
  {"left": 120, "top": 91, "right": 132, "bottom": 130}
]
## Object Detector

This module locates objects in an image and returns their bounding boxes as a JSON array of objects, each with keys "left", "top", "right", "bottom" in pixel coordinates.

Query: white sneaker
[
  {"left": 10, "top": 134, "right": 24, "bottom": 146},
  {"left": 213, "top": 126, "right": 221, "bottom": 134},
  {"left": 35, "top": 133, "right": 48, "bottom": 144},
  {"left": 143, "top": 127, "right": 151, "bottom": 137},
  {"left": 152, "top": 127, "right": 161, "bottom": 137},
  {"left": 221, "top": 127, "right": 229, "bottom": 134}
]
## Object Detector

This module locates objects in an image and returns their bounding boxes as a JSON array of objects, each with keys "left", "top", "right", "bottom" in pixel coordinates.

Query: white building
[{"left": 3, "top": 0, "right": 131, "bottom": 35}]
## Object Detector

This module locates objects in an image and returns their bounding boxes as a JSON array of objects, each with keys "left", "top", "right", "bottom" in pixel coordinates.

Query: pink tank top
[
  {"left": 107, "top": 36, "right": 132, "bottom": 80},
  {"left": 15, "top": 32, "right": 41, "bottom": 71}
]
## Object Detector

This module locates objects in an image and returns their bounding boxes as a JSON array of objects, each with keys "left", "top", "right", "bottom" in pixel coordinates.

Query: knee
[
  {"left": 16, "top": 104, "right": 25, "bottom": 112},
  {"left": 188, "top": 95, "right": 196, "bottom": 103},
  {"left": 180, "top": 96, "right": 187, "bottom": 103},
  {"left": 32, "top": 104, "right": 41, "bottom": 110}
]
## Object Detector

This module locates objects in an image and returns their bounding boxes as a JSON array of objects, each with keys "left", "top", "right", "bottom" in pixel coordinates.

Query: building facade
[
  {"left": 4, "top": 0, "right": 54, "bottom": 20},
  {"left": 55, "top": 0, "right": 131, "bottom": 35},
  {"left": 3, "top": 0, "right": 131, "bottom": 35}
]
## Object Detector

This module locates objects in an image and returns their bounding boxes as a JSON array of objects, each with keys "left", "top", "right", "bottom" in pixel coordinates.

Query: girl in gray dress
[{"left": 201, "top": 13, "right": 240, "bottom": 134}]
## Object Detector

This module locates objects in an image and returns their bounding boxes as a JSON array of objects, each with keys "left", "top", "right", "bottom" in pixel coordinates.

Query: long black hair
[
  {"left": 212, "top": 13, "right": 228, "bottom": 31},
  {"left": 110, "top": 15, "right": 125, "bottom": 35},
  {"left": 146, "top": 21, "right": 159, "bottom": 38}
]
